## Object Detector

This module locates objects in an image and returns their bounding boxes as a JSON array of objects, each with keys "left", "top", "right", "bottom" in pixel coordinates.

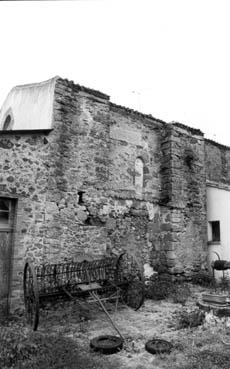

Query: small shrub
[
  {"left": 146, "top": 274, "right": 191, "bottom": 305},
  {"left": 190, "top": 270, "right": 214, "bottom": 287},
  {"left": 174, "top": 308, "right": 205, "bottom": 330},
  {"left": 145, "top": 274, "right": 174, "bottom": 300},
  {"left": 217, "top": 276, "right": 230, "bottom": 292},
  {"left": 170, "top": 284, "right": 191, "bottom": 305}
]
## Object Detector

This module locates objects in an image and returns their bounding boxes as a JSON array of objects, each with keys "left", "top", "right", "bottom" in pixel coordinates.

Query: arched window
[
  {"left": 134, "top": 157, "right": 144, "bottom": 193},
  {"left": 2, "top": 108, "right": 14, "bottom": 130},
  {"left": 3, "top": 115, "right": 12, "bottom": 130}
]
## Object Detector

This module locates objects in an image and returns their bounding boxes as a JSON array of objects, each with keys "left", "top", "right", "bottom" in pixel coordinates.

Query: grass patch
[
  {"left": 0, "top": 323, "right": 120, "bottom": 369},
  {"left": 169, "top": 349, "right": 230, "bottom": 369},
  {"left": 190, "top": 270, "right": 214, "bottom": 288}
]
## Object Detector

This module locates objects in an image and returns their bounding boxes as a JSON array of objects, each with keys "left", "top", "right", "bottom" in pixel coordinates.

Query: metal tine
[
  {"left": 66, "top": 263, "right": 70, "bottom": 286},
  {"left": 95, "top": 260, "right": 100, "bottom": 281},
  {"left": 62, "top": 263, "right": 67, "bottom": 287},
  {"left": 47, "top": 264, "right": 51, "bottom": 291},
  {"left": 57, "top": 263, "right": 61, "bottom": 288},
  {"left": 70, "top": 261, "right": 73, "bottom": 284},
  {"left": 73, "top": 261, "right": 78, "bottom": 283},
  {"left": 90, "top": 260, "right": 95, "bottom": 282},
  {"left": 67, "top": 262, "right": 71, "bottom": 286},
  {"left": 99, "top": 260, "right": 104, "bottom": 281},
  {"left": 80, "top": 261, "right": 85, "bottom": 282},
  {"left": 78, "top": 262, "right": 82, "bottom": 279},
  {"left": 51, "top": 264, "right": 54, "bottom": 290},
  {"left": 72, "top": 261, "right": 76, "bottom": 286},
  {"left": 54, "top": 264, "right": 58, "bottom": 289},
  {"left": 49, "top": 264, "right": 53, "bottom": 292},
  {"left": 84, "top": 261, "right": 89, "bottom": 283},
  {"left": 83, "top": 261, "right": 88, "bottom": 283},
  {"left": 49, "top": 264, "right": 52, "bottom": 290}
]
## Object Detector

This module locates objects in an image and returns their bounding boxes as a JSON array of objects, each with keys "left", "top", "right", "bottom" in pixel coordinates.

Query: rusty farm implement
[{"left": 23, "top": 252, "right": 145, "bottom": 340}]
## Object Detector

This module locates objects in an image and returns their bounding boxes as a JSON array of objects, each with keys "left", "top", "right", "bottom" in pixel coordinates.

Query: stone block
[{"left": 110, "top": 126, "right": 143, "bottom": 146}]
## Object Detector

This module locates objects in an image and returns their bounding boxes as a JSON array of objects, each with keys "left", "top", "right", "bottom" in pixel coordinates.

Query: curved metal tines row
[{"left": 34, "top": 257, "right": 118, "bottom": 294}]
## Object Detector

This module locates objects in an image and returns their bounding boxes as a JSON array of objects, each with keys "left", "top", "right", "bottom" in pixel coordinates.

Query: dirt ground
[{"left": 35, "top": 284, "right": 230, "bottom": 369}]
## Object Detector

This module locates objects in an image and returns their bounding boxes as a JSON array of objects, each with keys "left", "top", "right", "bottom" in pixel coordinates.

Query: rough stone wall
[
  {"left": 0, "top": 77, "right": 213, "bottom": 311},
  {"left": 205, "top": 139, "right": 230, "bottom": 185},
  {"left": 39, "top": 79, "right": 112, "bottom": 262},
  {"left": 43, "top": 78, "right": 167, "bottom": 268},
  {"left": 106, "top": 104, "right": 164, "bottom": 264},
  {"left": 0, "top": 133, "right": 51, "bottom": 306},
  {"left": 159, "top": 123, "right": 207, "bottom": 275}
]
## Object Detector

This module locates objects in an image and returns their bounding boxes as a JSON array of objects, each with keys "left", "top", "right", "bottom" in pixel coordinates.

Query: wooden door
[{"left": 0, "top": 198, "right": 15, "bottom": 316}]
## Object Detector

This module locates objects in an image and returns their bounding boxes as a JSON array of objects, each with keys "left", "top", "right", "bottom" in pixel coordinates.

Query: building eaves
[
  {"left": 172, "top": 121, "right": 204, "bottom": 136},
  {"left": 0, "top": 129, "right": 53, "bottom": 135},
  {"left": 109, "top": 102, "right": 167, "bottom": 125},
  {"left": 60, "top": 78, "right": 110, "bottom": 101},
  {"left": 205, "top": 138, "right": 230, "bottom": 151}
]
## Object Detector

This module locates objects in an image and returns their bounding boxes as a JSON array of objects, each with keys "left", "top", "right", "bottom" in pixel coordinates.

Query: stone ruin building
[{"left": 0, "top": 76, "right": 229, "bottom": 313}]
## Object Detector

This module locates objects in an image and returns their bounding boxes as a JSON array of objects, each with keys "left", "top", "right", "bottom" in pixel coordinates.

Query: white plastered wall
[
  {"left": 207, "top": 185, "right": 230, "bottom": 278},
  {"left": 0, "top": 77, "right": 58, "bottom": 130}
]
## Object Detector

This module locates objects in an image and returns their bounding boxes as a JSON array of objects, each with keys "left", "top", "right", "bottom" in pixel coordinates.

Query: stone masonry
[{"left": 0, "top": 77, "right": 229, "bottom": 311}]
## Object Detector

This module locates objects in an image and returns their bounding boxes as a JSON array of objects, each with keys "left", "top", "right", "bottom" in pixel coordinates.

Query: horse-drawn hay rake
[{"left": 23, "top": 252, "right": 145, "bottom": 337}]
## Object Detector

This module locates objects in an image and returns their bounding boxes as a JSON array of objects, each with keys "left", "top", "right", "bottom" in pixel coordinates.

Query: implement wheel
[
  {"left": 90, "top": 335, "right": 123, "bottom": 354},
  {"left": 116, "top": 252, "right": 145, "bottom": 310},
  {"left": 23, "top": 261, "right": 39, "bottom": 331}
]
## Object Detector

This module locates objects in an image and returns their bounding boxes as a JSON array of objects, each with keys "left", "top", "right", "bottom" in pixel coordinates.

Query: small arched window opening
[
  {"left": 3, "top": 113, "right": 14, "bottom": 130},
  {"left": 134, "top": 157, "right": 144, "bottom": 193}
]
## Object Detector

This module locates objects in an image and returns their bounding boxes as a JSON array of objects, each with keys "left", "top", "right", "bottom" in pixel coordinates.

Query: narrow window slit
[{"left": 78, "top": 191, "right": 85, "bottom": 205}]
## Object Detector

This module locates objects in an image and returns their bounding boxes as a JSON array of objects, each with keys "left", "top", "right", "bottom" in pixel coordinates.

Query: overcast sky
[{"left": 1, "top": 0, "right": 230, "bottom": 145}]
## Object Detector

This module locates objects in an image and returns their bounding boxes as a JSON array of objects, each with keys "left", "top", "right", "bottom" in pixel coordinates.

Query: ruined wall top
[
  {"left": 2, "top": 76, "right": 230, "bottom": 156},
  {"left": 0, "top": 77, "right": 167, "bottom": 133}
]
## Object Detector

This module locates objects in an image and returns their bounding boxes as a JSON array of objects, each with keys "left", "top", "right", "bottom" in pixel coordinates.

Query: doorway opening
[{"left": 0, "top": 198, "right": 17, "bottom": 316}]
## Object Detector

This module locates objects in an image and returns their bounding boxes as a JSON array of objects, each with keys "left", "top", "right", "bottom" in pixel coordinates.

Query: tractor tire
[
  {"left": 145, "top": 338, "right": 172, "bottom": 354},
  {"left": 90, "top": 335, "right": 123, "bottom": 354}
]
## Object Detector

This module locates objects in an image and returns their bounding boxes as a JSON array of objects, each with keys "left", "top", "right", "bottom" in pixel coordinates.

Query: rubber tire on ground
[
  {"left": 90, "top": 335, "right": 123, "bottom": 354},
  {"left": 145, "top": 338, "right": 172, "bottom": 355}
]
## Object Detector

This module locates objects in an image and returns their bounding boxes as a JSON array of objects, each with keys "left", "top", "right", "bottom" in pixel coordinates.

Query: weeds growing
[
  {"left": 0, "top": 322, "right": 120, "bottom": 369},
  {"left": 173, "top": 308, "right": 205, "bottom": 330},
  {"left": 145, "top": 274, "right": 191, "bottom": 305}
]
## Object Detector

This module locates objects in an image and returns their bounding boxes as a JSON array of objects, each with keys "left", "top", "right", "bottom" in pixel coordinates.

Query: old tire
[
  {"left": 90, "top": 335, "right": 123, "bottom": 354},
  {"left": 145, "top": 338, "right": 172, "bottom": 355}
]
